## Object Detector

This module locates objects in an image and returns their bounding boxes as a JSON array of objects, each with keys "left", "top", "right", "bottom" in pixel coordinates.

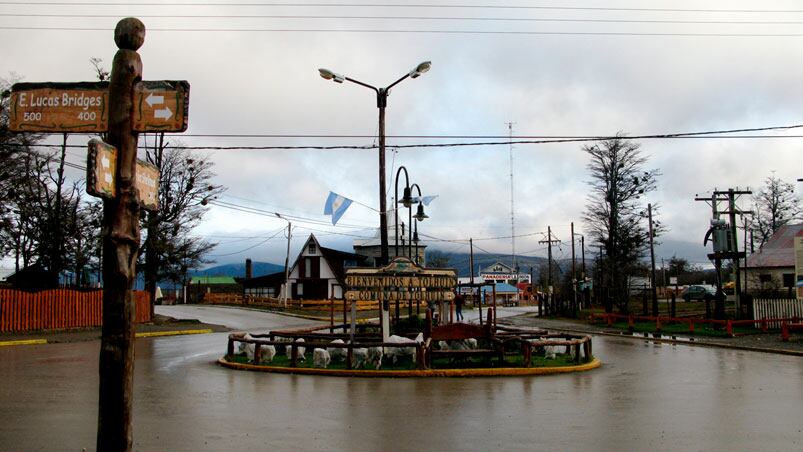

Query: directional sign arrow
[
  {"left": 154, "top": 107, "right": 173, "bottom": 120},
  {"left": 145, "top": 93, "right": 164, "bottom": 107}
]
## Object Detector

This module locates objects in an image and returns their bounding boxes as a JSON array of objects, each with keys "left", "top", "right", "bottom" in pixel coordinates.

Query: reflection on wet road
[{"left": 1, "top": 306, "right": 801, "bottom": 451}]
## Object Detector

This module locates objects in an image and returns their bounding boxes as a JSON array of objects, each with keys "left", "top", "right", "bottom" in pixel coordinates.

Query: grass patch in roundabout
[{"left": 219, "top": 352, "right": 601, "bottom": 377}]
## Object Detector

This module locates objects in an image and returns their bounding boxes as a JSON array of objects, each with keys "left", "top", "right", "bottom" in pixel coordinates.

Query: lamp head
[
  {"left": 399, "top": 187, "right": 415, "bottom": 208},
  {"left": 319, "top": 68, "right": 344, "bottom": 83},
  {"left": 414, "top": 204, "right": 428, "bottom": 221},
  {"left": 409, "top": 60, "right": 432, "bottom": 79}
]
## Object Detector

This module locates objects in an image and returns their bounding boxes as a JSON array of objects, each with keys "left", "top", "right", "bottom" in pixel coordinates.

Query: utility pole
[
  {"left": 283, "top": 220, "right": 291, "bottom": 308},
  {"left": 580, "top": 234, "right": 586, "bottom": 309},
  {"left": 539, "top": 226, "right": 560, "bottom": 316},
  {"left": 695, "top": 189, "right": 750, "bottom": 320},
  {"left": 571, "top": 222, "right": 577, "bottom": 317},
  {"left": 648, "top": 204, "right": 658, "bottom": 317},
  {"left": 470, "top": 238, "right": 480, "bottom": 324}
]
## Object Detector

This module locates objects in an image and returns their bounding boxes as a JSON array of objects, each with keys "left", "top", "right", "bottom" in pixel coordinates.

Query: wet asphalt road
[{"left": 1, "top": 306, "right": 801, "bottom": 451}]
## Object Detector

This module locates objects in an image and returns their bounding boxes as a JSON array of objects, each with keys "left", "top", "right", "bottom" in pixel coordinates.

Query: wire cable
[{"left": 6, "top": 3, "right": 803, "bottom": 14}]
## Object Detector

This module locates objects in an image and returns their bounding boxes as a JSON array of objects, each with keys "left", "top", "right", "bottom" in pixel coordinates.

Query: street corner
[
  {"left": 135, "top": 328, "right": 213, "bottom": 338},
  {"left": 0, "top": 339, "right": 48, "bottom": 347}
]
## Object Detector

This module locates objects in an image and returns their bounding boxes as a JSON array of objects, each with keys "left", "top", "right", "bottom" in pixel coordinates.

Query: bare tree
[
  {"left": 140, "top": 136, "right": 224, "bottom": 310},
  {"left": 751, "top": 174, "right": 801, "bottom": 247},
  {"left": 582, "top": 135, "right": 661, "bottom": 313}
]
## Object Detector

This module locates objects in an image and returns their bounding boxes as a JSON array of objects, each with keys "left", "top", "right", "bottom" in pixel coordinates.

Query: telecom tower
[{"left": 507, "top": 122, "right": 517, "bottom": 276}]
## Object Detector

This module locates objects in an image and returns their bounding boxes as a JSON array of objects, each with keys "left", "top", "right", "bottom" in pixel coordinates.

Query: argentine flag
[
  {"left": 324, "top": 191, "right": 353, "bottom": 225},
  {"left": 420, "top": 195, "right": 438, "bottom": 206}
]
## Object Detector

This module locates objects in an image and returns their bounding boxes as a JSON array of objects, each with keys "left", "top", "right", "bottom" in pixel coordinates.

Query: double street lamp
[
  {"left": 393, "top": 165, "right": 428, "bottom": 263},
  {"left": 319, "top": 61, "right": 432, "bottom": 266}
]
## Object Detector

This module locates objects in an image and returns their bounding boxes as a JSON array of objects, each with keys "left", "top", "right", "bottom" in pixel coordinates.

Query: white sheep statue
[{"left": 313, "top": 348, "right": 331, "bottom": 368}]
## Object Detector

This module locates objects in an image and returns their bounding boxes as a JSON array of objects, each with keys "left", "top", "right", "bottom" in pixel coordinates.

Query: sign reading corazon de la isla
[
  {"left": 86, "top": 139, "right": 160, "bottom": 211},
  {"left": 8, "top": 80, "right": 189, "bottom": 133},
  {"left": 345, "top": 258, "right": 457, "bottom": 303}
]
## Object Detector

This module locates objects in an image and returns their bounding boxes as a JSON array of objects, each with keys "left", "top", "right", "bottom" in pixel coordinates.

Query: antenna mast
[{"left": 507, "top": 121, "right": 517, "bottom": 275}]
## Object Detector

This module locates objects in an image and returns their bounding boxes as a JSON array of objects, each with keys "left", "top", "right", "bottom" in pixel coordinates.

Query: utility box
[{"left": 709, "top": 219, "right": 732, "bottom": 253}]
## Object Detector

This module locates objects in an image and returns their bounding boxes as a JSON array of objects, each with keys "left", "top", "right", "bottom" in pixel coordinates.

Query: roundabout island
[
  {"left": 219, "top": 309, "right": 600, "bottom": 378},
  {"left": 220, "top": 258, "right": 599, "bottom": 378}
]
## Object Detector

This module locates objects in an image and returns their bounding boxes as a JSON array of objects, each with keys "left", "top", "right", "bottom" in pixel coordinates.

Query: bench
[{"left": 425, "top": 311, "right": 504, "bottom": 367}]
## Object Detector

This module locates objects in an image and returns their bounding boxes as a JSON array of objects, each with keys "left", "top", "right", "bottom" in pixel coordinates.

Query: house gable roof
[
  {"left": 746, "top": 223, "right": 803, "bottom": 268},
  {"left": 289, "top": 234, "right": 369, "bottom": 284}
]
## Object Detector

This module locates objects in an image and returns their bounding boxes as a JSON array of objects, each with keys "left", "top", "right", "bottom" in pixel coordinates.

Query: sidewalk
[
  {"left": 0, "top": 314, "right": 229, "bottom": 345},
  {"left": 500, "top": 313, "right": 803, "bottom": 356}
]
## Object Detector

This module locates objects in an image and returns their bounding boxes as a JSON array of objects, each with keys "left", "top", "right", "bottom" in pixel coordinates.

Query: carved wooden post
[{"left": 97, "top": 17, "right": 144, "bottom": 452}]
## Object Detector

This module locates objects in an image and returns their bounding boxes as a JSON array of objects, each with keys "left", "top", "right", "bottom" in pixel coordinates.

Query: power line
[
  {"left": 6, "top": 2, "right": 803, "bottom": 14},
  {"left": 4, "top": 26, "right": 803, "bottom": 37},
  {"left": 6, "top": 13, "right": 803, "bottom": 26},
  {"left": 208, "top": 226, "right": 285, "bottom": 257}
]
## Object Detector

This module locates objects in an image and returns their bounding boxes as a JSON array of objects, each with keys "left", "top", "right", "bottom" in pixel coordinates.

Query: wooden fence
[
  {"left": 0, "top": 289, "right": 151, "bottom": 333},
  {"left": 752, "top": 298, "right": 803, "bottom": 329}
]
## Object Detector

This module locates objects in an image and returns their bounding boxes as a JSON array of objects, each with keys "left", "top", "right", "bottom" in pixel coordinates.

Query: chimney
[{"left": 245, "top": 258, "right": 253, "bottom": 279}]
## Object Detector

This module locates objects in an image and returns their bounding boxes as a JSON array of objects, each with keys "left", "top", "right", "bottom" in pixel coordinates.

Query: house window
[
  {"left": 782, "top": 273, "right": 794, "bottom": 288},
  {"left": 296, "top": 283, "right": 303, "bottom": 295},
  {"left": 305, "top": 258, "right": 312, "bottom": 277},
  {"left": 308, "top": 243, "right": 317, "bottom": 254},
  {"left": 759, "top": 274, "right": 772, "bottom": 283}
]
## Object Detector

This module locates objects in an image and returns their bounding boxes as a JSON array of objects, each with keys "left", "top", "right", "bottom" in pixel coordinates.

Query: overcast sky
[{"left": 2, "top": 0, "right": 802, "bottom": 271}]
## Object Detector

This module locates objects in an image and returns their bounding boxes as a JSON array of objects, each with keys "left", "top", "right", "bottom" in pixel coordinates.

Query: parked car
[{"left": 682, "top": 285, "right": 716, "bottom": 302}]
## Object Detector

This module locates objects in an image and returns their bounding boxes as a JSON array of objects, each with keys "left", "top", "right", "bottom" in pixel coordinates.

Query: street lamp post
[
  {"left": 410, "top": 183, "right": 428, "bottom": 265},
  {"left": 275, "top": 213, "right": 291, "bottom": 308},
  {"left": 394, "top": 165, "right": 415, "bottom": 261},
  {"left": 319, "top": 61, "right": 431, "bottom": 266}
]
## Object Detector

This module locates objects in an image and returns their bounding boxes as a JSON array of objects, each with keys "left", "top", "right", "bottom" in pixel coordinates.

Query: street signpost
[{"left": 7, "top": 18, "right": 186, "bottom": 450}]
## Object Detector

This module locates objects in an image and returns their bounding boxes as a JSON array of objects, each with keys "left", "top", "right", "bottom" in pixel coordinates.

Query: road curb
[
  {"left": 217, "top": 357, "right": 601, "bottom": 378},
  {"left": 506, "top": 321, "right": 803, "bottom": 357},
  {"left": 0, "top": 339, "right": 48, "bottom": 347},
  {"left": 135, "top": 329, "right": 213, "bottom": 338}
]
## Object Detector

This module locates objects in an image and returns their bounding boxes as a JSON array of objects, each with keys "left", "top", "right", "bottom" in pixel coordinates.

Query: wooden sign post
[
  {"left": 5, "top": 17, "right": 186, "bottom": 451},
  {"left": 96, "top": 17, "right": 144, "bottom": 452}
]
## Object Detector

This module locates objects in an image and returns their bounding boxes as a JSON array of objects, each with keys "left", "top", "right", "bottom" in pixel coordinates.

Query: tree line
[{"left": 580, "top": 135, "right": 800, "bottom": 313}]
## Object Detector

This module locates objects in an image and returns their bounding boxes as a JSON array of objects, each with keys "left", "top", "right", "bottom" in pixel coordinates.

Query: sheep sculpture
[
  {"left": 385, "top": 334, "right": 423, "bottom": 365},
  {"left": 328, "top": 339, "right": 346, "bottom": 362},
  {"left": 313, "top": 348, "right": 331, "bottom": 368},
  {"left": 256, "top": 344, "right": 276, "bottom": 364},
  {"left": 285, "top": 338, "right": 306, "bottom": 361}
]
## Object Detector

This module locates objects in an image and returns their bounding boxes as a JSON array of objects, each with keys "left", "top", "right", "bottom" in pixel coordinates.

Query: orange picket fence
[{"left": 0, "top": 289, "right": 151, "bottom": 333}]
